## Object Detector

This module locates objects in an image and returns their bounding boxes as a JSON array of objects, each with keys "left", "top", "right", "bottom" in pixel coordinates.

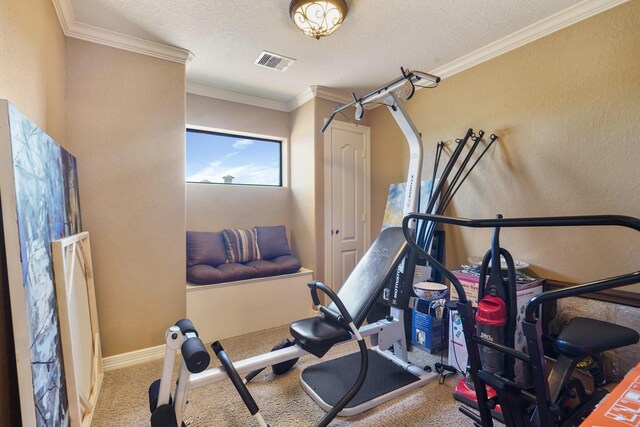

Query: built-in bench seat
[
  {"left": 185, "top": 225, "right": 311, "bottom": 342},
  {"left": 186, "top": 268, "right": 314, "bottom": 343},
  {"left": 187, "top": 225, "right": 301, "bottom": 285}
]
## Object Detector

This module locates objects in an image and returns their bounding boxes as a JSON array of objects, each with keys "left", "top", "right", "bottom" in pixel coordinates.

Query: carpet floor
[{"left": 92, "top": 324, "right": 487, "bottom": 426}]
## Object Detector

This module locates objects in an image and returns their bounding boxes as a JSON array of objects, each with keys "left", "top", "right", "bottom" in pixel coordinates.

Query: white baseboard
[{"left": 103, "top": 343, "right": 166, "bottom": 372}]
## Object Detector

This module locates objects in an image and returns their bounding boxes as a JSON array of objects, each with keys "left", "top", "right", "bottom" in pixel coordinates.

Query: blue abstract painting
[
  {"left": 4, "top": 102, "right": 82, "bottom": 426},
  {"left": 381, "top": 180, "right": 435, "bottom": 230}
]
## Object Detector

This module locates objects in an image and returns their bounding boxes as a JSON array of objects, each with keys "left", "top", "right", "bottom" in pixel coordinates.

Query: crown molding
[
  {"left": 287, "top": 86, "right": 352, "bottom": 111},
  {"left": 59, "top": 0, "right": 627, "bottom": 108},
  {"left": 289, "top": 87, "right": 315, "bottom": 111},
  {"left": 196, "top": 0, "right": 627, "bottom": 112},
  {"left": 186, "top": 82, "right": 354, "bottom": 113},
  {"left": 431, "top": 0, "right": 628, "bottom": 79},
  {"left": 311, "top": 86, "right": 353, "bottom": 104},
  {"left": 52, "top": 0, "right": 194, "bottom": 64},
  {"left": 186, "top": 81, "right": 291, "bottom": 112}
]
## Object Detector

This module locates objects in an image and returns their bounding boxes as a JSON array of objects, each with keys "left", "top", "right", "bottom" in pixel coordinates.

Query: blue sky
[{"left": 186, "top": 131, "right": 281, "bottom": 185}]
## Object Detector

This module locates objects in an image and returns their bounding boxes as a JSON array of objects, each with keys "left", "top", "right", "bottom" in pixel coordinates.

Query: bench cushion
[
  {"left": 187, "top": 259, "right": 301, "bottom": 285},
  {"left": 271, "top": 255, "right": 302, "bottom": 274},
  {"left": 247, "top": 260, "right": 283, "bottom": 277},
  {"left": 187, "top": 231, "right": 228, "bottom": 267},
  {"left": 187, "top": 264, "right": 224, "bottom": 284}
]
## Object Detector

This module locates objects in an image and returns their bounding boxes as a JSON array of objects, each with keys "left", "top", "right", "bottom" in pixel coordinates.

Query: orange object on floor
[{"left": 581, "top": 363, "right": 640, "bottom": 427}]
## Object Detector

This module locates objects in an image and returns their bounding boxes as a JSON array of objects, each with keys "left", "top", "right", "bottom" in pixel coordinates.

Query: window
[{"left": 186, "top": 129, "right": 282, "bottom": 186}]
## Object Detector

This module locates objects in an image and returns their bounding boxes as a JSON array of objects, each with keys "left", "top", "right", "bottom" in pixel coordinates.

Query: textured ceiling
[{"left": 69, "top": 0, "right": 586, "bottom": 103}]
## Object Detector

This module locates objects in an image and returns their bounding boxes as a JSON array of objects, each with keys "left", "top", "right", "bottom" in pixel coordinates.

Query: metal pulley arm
[{"left": 320, "top": 68, "right": 440, "bottom": 132}]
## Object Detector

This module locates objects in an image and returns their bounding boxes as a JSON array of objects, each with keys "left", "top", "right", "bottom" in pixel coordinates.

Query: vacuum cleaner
[{"left": 453, "top": 214, "right": 518, "bottom": 421}]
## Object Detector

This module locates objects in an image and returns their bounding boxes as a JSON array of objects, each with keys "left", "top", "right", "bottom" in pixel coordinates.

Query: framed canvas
[
  {"left": 52, "top": 232, "right": 102, "bottom": 427},
  {"left": 0, "top": 100, "right": 82, "bottom": 426}
]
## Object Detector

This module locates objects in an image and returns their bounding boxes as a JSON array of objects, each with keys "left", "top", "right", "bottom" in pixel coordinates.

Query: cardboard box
[
  {"left": 449, "top": 270, "right": 544, "bottom": 384},
  {"left": 411, "top": 298, "right": 445, "bottom": 353},
  {"left": 580, "top": 362, "right": 640, "bottom": 427}
]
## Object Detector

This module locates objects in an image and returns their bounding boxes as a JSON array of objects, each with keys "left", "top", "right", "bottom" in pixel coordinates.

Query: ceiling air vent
[{"left": 254, "top": 51, "right": 296, "bottom": 71}]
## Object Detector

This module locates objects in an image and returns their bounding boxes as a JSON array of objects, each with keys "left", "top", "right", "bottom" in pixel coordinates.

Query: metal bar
[
  {"left": 523, "top": 320, "right": 552, "bottom": 425},
  {"left": 525, "top": 271, "right": 640, "bottom": 321},
  {"left": 415, "top": 129, "right": 474, "bottom": 247},
  {"left": 404, "top": 213, "right": 640, "bottom": 321},
  {"left": 439, "top": 133, "right": 498, "bottom": 211},
  {"left": 404, "top": 213, "right": 640, "bottom": 231},
  {"left": 187, "top": 318, "right": 394, "bottom": 390},
  {"left": 402, "top": 217, "right": 469, "bottom": 303},
  {"left": 439, "top": 130, "right": 484, "bottom": 207},
  {"left": 471, "top": 335, "right": 531, "bottom": 363},
  {"left": 321, "top": 69, "right": 440, "bottom": 132}
]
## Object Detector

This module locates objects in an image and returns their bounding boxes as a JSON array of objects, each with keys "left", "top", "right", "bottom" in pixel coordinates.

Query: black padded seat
[
  {"left": 556, "top": 317, "right": 639, "bottom": 358},
  {"left": 290, "top": 317, "right": 351, "bottom": 358}
]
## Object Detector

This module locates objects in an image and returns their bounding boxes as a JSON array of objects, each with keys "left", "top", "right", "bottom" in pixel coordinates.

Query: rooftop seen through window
[{"left": 186, "top": 129, "right": 282, "bottom": 186}]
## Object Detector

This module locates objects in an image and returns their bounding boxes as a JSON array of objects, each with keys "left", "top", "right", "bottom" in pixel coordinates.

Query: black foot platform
[{"left": 300, "top": 349, "right": 434, "bottom": 416}]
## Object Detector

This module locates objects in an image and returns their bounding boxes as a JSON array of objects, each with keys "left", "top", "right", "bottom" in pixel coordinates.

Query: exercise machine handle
[
  {"left": 307, "top": 280, "right": 355, "bottom": 328},
  {"left": 306, "top": 281, "right": 369, "bottom": 427},
  {"left": 211, "top": 341, "right": 269, "bottom": 427},
  {"left": 402, "top": 212, "right": 640, "bottom": 320}
]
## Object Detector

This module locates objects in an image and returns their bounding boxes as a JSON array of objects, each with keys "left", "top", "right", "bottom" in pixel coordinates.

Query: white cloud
[{"left": 232, "top": 139, "right": 254, "bottom": 150}]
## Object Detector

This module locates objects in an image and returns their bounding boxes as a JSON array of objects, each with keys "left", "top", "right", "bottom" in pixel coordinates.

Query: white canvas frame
[{"left": 52, "top": 232, "right": 103, "bottom": 427}]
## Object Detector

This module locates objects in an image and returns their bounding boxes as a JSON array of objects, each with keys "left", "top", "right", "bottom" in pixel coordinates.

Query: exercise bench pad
[{"left": 326, "top": 227, "right": 408, "bottom": 328}]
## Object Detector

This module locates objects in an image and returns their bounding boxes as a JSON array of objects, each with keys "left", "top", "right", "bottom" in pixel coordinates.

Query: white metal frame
[
  {"left": 157, "top": 316, "right": 434, "bottom": 425},
  {"left": 321, "top": 69, "right": 438, "bottom": 359}
]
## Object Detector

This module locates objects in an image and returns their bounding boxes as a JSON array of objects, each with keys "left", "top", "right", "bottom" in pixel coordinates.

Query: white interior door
[{"left": 324, "top": 121, "right": 370, "bottom": 292}]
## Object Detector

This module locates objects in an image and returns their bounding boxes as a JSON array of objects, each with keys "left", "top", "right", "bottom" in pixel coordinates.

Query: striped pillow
[{"left": 222, "top": 228, "right": 261, "bottom": 263}]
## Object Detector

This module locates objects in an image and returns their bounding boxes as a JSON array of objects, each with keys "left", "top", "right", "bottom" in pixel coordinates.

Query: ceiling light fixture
[{"left": 289, "top": 0, "right": 348, "bottom": 40}]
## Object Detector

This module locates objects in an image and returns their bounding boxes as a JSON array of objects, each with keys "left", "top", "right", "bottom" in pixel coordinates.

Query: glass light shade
[{"left": 289, "top": 0, "right": 348, "bottom": 40}]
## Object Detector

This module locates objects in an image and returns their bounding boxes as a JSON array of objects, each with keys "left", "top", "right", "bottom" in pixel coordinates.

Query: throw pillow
[
  {"left": 255, "top": 225, "right": 291, "bottom": 260},
  {"left": 223, "top": 228, "right": 261, "bottom": 263},
  {"left": 186, "top": 231, "right": 228, "bottom": 267}
]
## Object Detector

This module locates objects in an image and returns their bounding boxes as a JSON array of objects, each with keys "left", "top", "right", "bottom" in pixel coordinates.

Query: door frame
[{"left": 323, "top": 119, "right": 371, "bottom": 290}]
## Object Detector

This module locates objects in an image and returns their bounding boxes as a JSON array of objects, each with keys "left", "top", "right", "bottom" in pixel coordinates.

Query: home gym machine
[
  {"left": 148, "top": 69, "right": 442, "bottom": 427},
  {"left": 402, "top": 213, "right": 640, "bottom": 427}
]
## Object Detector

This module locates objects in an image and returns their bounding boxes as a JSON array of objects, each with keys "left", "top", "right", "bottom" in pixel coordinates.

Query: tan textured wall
[
  {"left": 65, "top": 39, "right": 187, "bottom": 356},
  {"left": 369, "top": 105, "right": 406, "bottom": 234},
  {"left": 0, "top": 0, "right": 67, "bottom": 423},
  {"left": 186, "top": 94, "right": 292, "bottom": 235},
  {"left": 187, "top": 93, "right": 290, "bottom": 139},
  {"left": 186, "top": 184, "right": 291, "bottom": 233},
  {"left": 0, "top": 0, "right": 66, "bottom": 143},
  {"left": 369, "top": 2, "right": 640, "bottom": 290},
  {"left": 289, "top": 100, "right": 317, "bottom": 272}
]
